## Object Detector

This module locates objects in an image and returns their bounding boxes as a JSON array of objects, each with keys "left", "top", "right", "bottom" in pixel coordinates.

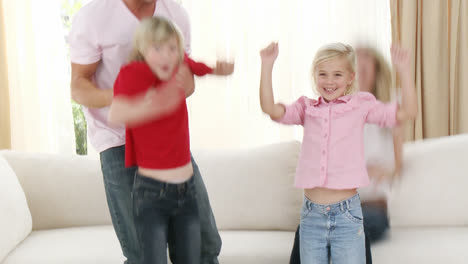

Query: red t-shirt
[{"left": 113, "top": 55, "right": 213, "bottom": 169}]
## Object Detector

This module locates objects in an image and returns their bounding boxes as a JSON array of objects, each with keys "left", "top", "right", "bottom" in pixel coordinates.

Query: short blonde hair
[
  {"left": 356, "top": 46, "right": 393, "bottom": 102},
  {"left": 128, "top": 16, "right": 185, "bottom": 63},
  {"left": 311, "top": 43, "right": 357, "bottom": 95}
]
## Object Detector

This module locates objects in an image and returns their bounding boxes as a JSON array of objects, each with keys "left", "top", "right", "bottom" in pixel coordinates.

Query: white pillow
[{"left": 0, "top": 154, "right": 32, "bottom": 262}]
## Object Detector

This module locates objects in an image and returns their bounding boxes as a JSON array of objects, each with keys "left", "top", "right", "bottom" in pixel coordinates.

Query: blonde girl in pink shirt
[{"left": 259, "top": 42, "right": 417, "bottom": 263}]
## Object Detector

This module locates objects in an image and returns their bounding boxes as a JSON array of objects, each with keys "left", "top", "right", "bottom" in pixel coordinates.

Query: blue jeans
[
  {"left": 362, "top": 202, "right": 389, "bottom": 242},
  {"left": 133, "top": 172, "right": 200, "bottom": 264},
  {"left": 300, "top": 194, "right": 365, "bottom": 264},
  {"left": 100, "top": 145, "right": 221, "bottom": 264},
  {"left": 290, "top": 200, "right": 389, "bottom": 264}
]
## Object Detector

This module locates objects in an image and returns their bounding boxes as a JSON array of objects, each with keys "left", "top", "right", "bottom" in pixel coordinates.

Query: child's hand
[
  {"left": 174, "top": 63, "right": 195, "bottom": 97},
  {"left": 260, "top": 42, "right": 279, "bottom": 65},
  {"left": 143, "top": 83, "right": 184, "bottom": 117},
  {"left": 213, "top": 61, "right": 234, "bottom": 76},
  {"left": 391, "top": 44, "right": 410, "bottom": 73}
]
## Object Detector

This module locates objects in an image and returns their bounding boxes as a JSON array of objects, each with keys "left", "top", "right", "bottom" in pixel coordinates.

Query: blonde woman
[{"left": 357, "top": 46, "right": 405, "bottom": 263}]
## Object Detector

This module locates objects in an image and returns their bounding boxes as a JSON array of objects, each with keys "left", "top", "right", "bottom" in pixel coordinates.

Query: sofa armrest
[
  {"left": 0, "top": 153, "right": 32, "bottom": 262},
  {"left": 0, "top": 150, "right": 111, "bottom": 231}
]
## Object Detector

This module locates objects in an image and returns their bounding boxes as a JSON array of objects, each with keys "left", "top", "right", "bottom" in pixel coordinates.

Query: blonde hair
[
  {"left": 356, "top": 46, "right": 393, "bottom": 102},
  {"left": 128, "top": 16, "right": 185, "bottom": 63},
  {"left": 311, "top": 43, "right": 357, "bottom": 95}
]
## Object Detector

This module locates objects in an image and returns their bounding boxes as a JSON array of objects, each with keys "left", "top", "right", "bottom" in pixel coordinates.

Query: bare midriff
[
  {"left": 304, "top": 187, "right": 358, "bottom": 205},
  {"left": 138, "top": 162, "right": 193, "bottom": 183}
]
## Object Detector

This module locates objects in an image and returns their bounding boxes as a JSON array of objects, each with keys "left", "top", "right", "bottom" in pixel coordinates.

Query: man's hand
[
  {"left": 173, "top": 62, "right": 195, "bottom": 98},
  {"left": 144, "top": 84, "right": 185, "bottom": 118}
]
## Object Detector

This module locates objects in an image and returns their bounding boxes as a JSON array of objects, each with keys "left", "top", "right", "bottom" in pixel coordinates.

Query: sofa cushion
[
  {"left": 3, "top": 227, "right": 296, "bottom": 264},
  {"left": 372, "top": 227, "right": 468, "bottom": 263},
  {"left": 2, "top": 226, "right": 124, "bottom": 264},
  {"left": 219, "top": 231, "right": 294, "bottom": 264},
  {"left": 6, "top": 226, "right": 465, "bottom": 264},
  {"left": 0, "top": 154, "right": 32, "bottom": 262},
  {"left": 222, "top": 228, "right": 468, "bottom": 264},
  {"left": 388, "top": 134, "right": 468, "bottom": 227},
  {"left": 193, "top": 141, "right": 302, "bottom": 231}
]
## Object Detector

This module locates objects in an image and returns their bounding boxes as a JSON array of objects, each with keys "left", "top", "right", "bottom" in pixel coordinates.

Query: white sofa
[{"left": 1, "top": 135, "right": 468, "bottom": 264}]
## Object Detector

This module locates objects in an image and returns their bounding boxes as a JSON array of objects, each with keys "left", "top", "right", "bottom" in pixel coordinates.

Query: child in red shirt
[{"left": 108, "top": 16, "right": 233, "bottom": 264}]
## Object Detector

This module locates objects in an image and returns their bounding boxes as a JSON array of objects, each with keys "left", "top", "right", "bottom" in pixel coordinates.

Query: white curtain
[
  {"left": 2, "top": 0, "right": 75, "bottom": 154},
  {"left": 181, "top": 0, "right": 392, "bottom": 150}
]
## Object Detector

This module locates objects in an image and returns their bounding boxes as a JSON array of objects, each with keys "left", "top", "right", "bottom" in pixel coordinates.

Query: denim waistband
[
  {"left": 134, "top": 171, "right": 195, "bottom": 194},
  {"left": 303, "top": 193, "right": 361, "bottom": 214}
]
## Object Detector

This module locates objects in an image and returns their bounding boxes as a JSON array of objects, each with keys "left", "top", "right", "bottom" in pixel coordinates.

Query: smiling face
[
  {"left": 143, "top": 36, "right": 181, "bottom": 81},
  {"left": 314, "top": 56, "right": 355, "bottom": 102}
]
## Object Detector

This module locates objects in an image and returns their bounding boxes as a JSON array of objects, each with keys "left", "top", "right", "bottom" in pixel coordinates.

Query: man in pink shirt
[{"left": 68, "top": 1, "right": 221, "bottom": 263}]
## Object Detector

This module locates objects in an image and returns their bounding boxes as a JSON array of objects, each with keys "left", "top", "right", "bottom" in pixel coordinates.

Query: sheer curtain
[
  {"left": 1, "top": 0, "right": 75, "bottom": 154},
  {"left": 0, "top": 1, "right": 10, "bottom": 149},
  {"left": 181, "top": 0, "right": 392, "bottom": 150}
]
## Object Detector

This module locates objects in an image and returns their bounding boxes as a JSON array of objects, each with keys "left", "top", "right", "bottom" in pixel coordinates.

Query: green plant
[
  {"left": 61, "top": 0, "right": 82, "bottom": 31},
  {"left": 72, "top": 101, "right": 87, "bottom": 155}
]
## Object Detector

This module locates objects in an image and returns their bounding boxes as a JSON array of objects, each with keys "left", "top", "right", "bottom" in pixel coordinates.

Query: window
[
  {"left": 58, "top": 0, "right": 391, "bottom": 153},
  {"left": 60, "top": 0, "right": 92, "bottom": 155}
]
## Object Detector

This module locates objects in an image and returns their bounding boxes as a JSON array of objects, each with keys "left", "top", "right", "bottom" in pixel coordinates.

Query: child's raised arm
[
  {"left": 259, "top": 42, "right": 286, "bottom": 120},
  {"left": 392, "top": 44, "right": 418, "bottom": 122}
]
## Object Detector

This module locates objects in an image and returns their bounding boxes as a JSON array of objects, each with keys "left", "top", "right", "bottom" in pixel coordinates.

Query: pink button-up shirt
[{"left": 276, "top": 92, "right": 398, "bottom": 190}]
